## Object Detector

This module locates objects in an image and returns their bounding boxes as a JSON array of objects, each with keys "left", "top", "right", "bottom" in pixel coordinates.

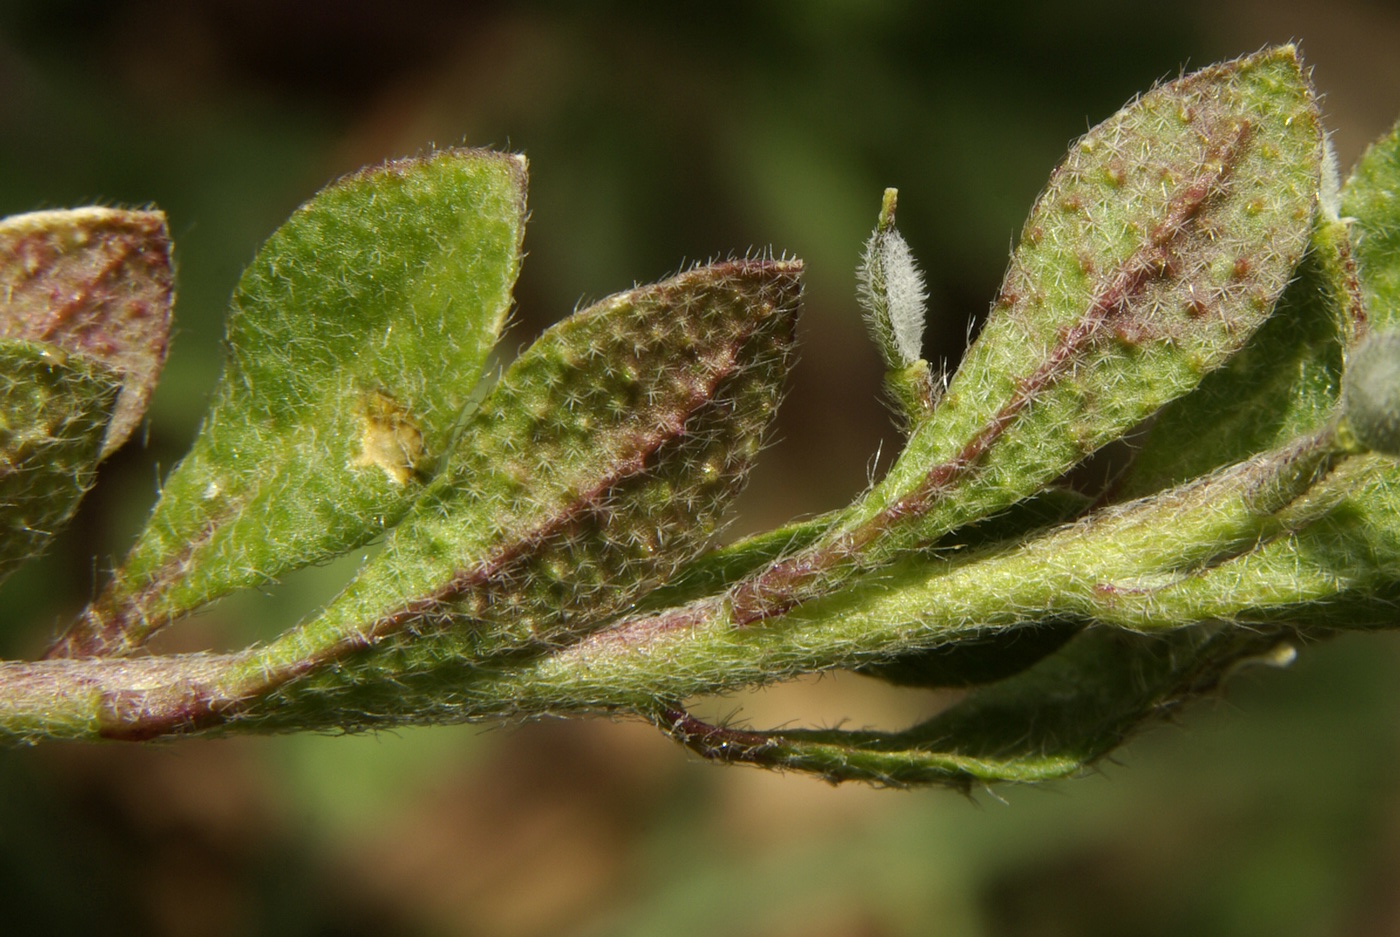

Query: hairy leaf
[
  {"left": 0, "top": 208, "right": 173, "bottom": 458},
  {"left": 849, "top": 45, "right": 1321, "bottom": 549},
  {"left": 52, "top": 149, "right": 527, "bottom": 658},
  {"left": 182, "top": 260, "right": 802, "bottom": 735},
  {"left": 659, "top": 625, "right": 1287, "bottom": 787},
  {"left": 705, "top": 47, "right": 1322, "bottom": 633},
  {"left": 1120, "top": 229, "right": 1348, "bottom": 497},
  {"left": 423, "top": 422, "right": 1345, "bottom": 732},
  {"left": 1343, "top": 117, "right": 1400, "bottom": 330},
  {"left": 0, "top": 340, "right": 119, "bottom": 584}
]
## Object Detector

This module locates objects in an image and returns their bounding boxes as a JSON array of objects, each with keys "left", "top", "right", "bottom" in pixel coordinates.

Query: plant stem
[{"left": 0, "top": 420, "right": 1365, "bottom": 743}]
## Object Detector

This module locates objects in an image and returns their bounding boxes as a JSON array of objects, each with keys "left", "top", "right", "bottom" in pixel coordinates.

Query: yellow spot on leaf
[{"left": 351, "top": 391, "right": 425, "bottom": 486}]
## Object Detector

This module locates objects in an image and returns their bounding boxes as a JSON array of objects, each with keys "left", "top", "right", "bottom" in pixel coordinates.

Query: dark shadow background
[{"left": 3, "top": 2, "right": 1400, "bottom": 935}]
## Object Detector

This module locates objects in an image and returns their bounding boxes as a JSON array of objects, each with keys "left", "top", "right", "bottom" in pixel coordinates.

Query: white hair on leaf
[
  {"left": 879, "top": 228, "right": 928, "bottom": 365},
  {"left": 1320, "top": 133, "right": 1341, "bottom": 222}
]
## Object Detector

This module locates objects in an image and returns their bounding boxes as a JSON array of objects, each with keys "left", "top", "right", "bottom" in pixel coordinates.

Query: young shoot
[{"left": 857, "top": 188, "right": 939, "bottom": 427}]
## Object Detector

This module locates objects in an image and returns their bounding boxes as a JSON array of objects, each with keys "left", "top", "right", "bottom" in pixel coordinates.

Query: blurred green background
[{"left": 3, "top": 2, "right": 1400, "bottom": 934}]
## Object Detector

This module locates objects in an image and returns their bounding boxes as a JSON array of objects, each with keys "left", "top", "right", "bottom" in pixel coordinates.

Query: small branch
[
  {"left": 447, "top": 427, "right": 1360, "bottom": 723},
  {"left": 0, "top": 652, "right": 244, "bottom": 743},
  {"left": 0, "top": 424, "right": 1374, "bottom": 743},
  {"left": 657, "top": 707, "right": 778, "bottom": 764}
]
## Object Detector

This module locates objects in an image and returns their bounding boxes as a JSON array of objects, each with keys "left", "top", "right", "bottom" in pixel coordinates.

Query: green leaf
[
  {"left": 228, "top": 259, "right": 804, "bottom": 732},
  {"left": 1343, "top": 117, "right": 1400, "bottom": 329},
  {"left": 876, "top": 625, "right": 1291, "bottom": 785},
  {"left": 670, "top": 625, "right": 1287, "bottom": 787},
  {"left": 52, "top": 149, "right": 527, "bottom": 658},
  {"left": 439, "top": 419, "right": 1346, "bottom": 733},
  {"left": 755, "top": 442, "right": 1400, "bottom": 786},
  {"left": 635, "top": 511, "right": 839, "bottom": 613},
  {"left": 698, "top": 47, "right": 1323, "bottom": 635},
  {"left": 0, "top": 340, "right": 119, "bottom": 584},
  {"left": 847, "top": 45, "right": 1323, "bottom": 552},
  {"left": 991, "top": 218, "right": 1360, "bottom": 765},
  {"left": 1120, "top": 223, "right": 1348, "bottom": 497},
  {"left": 0, "top": 207, "right": 173, "bottom": 458}
]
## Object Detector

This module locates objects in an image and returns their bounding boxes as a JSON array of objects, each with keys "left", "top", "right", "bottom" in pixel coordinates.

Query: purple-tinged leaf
[{"left": 0, "top": 208, "right": 173, "bottom": 457}]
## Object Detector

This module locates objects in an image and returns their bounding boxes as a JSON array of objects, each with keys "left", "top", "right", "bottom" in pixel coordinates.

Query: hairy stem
[{"left": 0, "top": 422, "right": 1357, "bottom": 743}]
